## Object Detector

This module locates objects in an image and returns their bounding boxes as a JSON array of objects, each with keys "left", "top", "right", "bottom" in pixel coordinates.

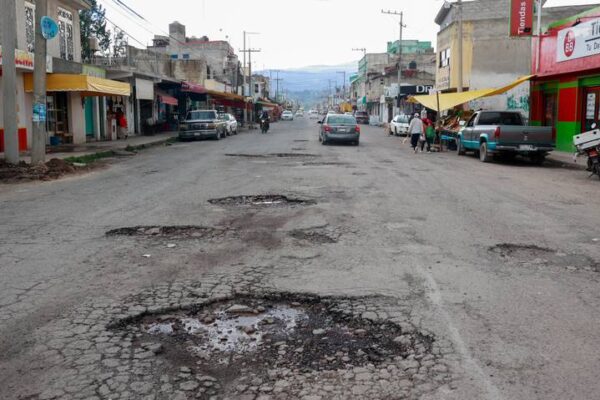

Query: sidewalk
[
  {"left": 0, "top": 132, "right": 178, "bottom": 163},
  {"left": 546, "top": 150, "right": 587, "bottom": 170}
]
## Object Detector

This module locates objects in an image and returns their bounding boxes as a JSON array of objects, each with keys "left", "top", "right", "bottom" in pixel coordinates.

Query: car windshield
[
  {"left": 187, "top": 111, "right": 216, "bottom": 120},
  {"left": 478, "top": 112, "right": 523, "bottom": 126},
  {"left": 328, "top": 116, "right": 357, "bottom": 125}
]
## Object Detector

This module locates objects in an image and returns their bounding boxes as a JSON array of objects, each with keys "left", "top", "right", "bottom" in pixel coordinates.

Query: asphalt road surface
[{"left": 1, "top": 118, "right": 599, "bottom": 400}]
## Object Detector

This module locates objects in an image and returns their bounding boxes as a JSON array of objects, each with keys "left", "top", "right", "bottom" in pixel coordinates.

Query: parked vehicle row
[{"left": 179, "top": 110, "right": 237, "bottom": 141}]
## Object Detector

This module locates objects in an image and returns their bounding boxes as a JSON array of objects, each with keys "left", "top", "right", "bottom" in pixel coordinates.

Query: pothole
[
  {"left": 105, "top": 225, "right": 229, "bottom": 239},
  {"left": 294, "top": 140, "right": 309, "bottom": 142},
  {"left": 116, "top": 294, "right": 439, "bottom": 398},
  {"left": 289, "top": 229, "right": 339, "bottom": 244},
  {"left": 208, "top": 195, "right": 316, "bottom": 207},
  {"left": 490, "top": 243, "right": 598, "bottom": 272},
  {"left": 225, "top": 153, "right": 318, "bottom": 158},
  {"left": 301, "top": 161, "right": 352, "bottom": 167}
]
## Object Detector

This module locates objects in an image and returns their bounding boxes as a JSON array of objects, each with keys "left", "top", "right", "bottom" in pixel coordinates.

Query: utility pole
[
  {"left": 337, "top": 71, "right": 346, "bottom": 100},
  {"left": 273, "top": 70, "right": 283, "bottom": 103},
  {"left": 31, "top": 0, "right": 48, "bottom": 164},
  {"left": 457, "top": 0, "right": 464, "bottom": 92},
  {"left": 382, "top": 9, "right": 406, "bottom": 111},
  {"left": 241, "top": 31, "right": 259, "bottom": 126},
  {"left": 1, "top": 0, "right": 19, "bottom": 164},
  {"left": 239, "top": 48, "right": 261, "bottom": 127},
  {"left": 535, "top": 0, "right": 543, "bottom": 73}
]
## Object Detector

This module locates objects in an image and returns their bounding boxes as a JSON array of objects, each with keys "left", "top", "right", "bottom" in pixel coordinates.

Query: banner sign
[
  {"left": 510, "top": 0, "right": 534, "bottom": 37},
  {"left": 400, "top": 85, "right": 434, "bottom": 95},
  {"left": 557, "top": 18, "right": 600, "bottom": 62},
  {"left": 0, "top": 46, "right": 34, "bottom": 70}
]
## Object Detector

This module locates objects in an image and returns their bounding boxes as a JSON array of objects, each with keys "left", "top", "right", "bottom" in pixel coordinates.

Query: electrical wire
[{"left": 80, "top": 0, "right": 146, "bottom": 47}]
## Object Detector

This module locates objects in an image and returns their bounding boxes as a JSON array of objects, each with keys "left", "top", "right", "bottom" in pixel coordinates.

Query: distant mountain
[{"left": 257, "top": 61, "right": 359, "bottom": 94}]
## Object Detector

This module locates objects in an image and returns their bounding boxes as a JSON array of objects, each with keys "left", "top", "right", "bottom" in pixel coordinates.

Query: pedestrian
[
  {"left": 408, "top": 112, "right": 424, "bottom": 153},
  {"left": 420, "top": 116, "right": 435, "bottom": 153}
]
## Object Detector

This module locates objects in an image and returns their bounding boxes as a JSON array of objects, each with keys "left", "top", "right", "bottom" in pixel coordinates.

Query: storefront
[{"left": 531, "top": 6, "right": 600, "bottom": 152}]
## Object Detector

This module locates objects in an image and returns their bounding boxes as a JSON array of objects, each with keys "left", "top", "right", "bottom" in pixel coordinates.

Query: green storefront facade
[{"left": 530, "top": 7, "right": 600, "bottom": 152}]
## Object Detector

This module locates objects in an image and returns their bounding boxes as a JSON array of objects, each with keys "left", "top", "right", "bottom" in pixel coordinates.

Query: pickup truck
[
  {"left": 179, "top": 110, "right": 227, "bottom": 141},
  {"left": 456, "top": 111, "right": 554, "bottom": 163}
]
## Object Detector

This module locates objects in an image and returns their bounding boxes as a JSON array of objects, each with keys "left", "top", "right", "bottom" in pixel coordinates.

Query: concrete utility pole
[
  {"left": 381, "top": 10, "right": 406, "bottom": 103},
  {"left": 31, "top": 0, "right": 48, "bottom": 165},
  {"left": 241, "top": 31, "right": 259, "bottom": 126},
  {"left": 337, "top": 71, "right": 346, "bottom": 100},
  {"left": 1, "top": 0, "right": 19, "bottom": 164},
  {"left": 273, "top": 71, "right": 283, "bottom": 103},
  {"left": 535, "top": 0, "right": 543, "bottom": 73},
  {"left": 457, "top": 0, "right": 464, "bottom": 92},
  {"left": 239, "top": 47, "right": 261, "bottom": 127}
]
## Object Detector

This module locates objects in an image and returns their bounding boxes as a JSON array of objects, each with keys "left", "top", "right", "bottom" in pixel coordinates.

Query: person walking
[
  {"left": 408, "top": 112, "right": 424, "bottom": 153},
  {"left": 420, "top": 116, "right": 435, "bottom": 153}
]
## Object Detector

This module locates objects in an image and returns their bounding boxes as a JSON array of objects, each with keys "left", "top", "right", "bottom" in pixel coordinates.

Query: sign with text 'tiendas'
[{"left": 510, "top": 0, "right": 534, "bottom": 37}]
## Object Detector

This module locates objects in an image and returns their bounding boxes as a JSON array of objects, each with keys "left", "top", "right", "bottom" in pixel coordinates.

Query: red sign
[
  {"left": 563, "top": 30, "right": 576, "bottom": 58},
  {"left": 510, "top": 0, "right": 534, "bottom": 37}
]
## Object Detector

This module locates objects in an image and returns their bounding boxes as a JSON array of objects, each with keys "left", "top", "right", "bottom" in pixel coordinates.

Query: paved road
[{"left": 1, "top": 118, "right": 599, "bottom": 400}]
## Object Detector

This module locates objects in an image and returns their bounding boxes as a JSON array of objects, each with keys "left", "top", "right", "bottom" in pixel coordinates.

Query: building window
[
  {"left": 58, "top": 7, "right": 74, "bottom": 61},
  {"left": 182, "top": 53, "right": 190, "bottom": 59},
  {"left": 25, "top": 1, "right": 35, "bottom": 53},
  {"left": 439, "top": 48, "right": 451, "bottom": 68},
  {"left": 170, "top": 54, "right": 179, "bottom": 59}
]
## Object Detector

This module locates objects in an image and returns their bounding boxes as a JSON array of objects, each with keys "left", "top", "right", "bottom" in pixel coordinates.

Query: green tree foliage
[
  {"left": 79, "top": 0, "right": 111, "bottom": 60},
  {"left": 112, "top": 28, "right": 127, "bottom": 57}
]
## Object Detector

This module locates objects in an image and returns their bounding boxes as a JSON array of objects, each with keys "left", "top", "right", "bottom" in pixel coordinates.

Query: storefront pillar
[{"left": 68, "top": 92, "right": 86, "bottom": 144}]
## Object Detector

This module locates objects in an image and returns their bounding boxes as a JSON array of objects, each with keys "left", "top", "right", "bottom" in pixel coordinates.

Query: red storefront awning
[
  {"left": 181, "top": 81, "right": 206, "bottom": 94},
  {"left": 156, "top": 89, "right": 178, "bottom": 106}
]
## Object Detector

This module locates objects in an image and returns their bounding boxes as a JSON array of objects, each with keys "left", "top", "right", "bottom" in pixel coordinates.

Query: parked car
[
  {"left": 318, "top": 114, "right": 360, "bottom": 146},
  {"left": 218, "top": 113, "right": 238, "bottom": 135},
  {"left": 389, "top": 114, "right": 410, "bottom": 136},
  {"left": 456, "top": 110, "right": 554, "bottom": 163},
  {"left": 179, "top": 110, "right": 227, "bottom": 140},
  {"left": 282, "top": 110, "right": 294, "bottom": 121},
  {"left": 355, "top": 111, "right": 369, "bottom": 125}
]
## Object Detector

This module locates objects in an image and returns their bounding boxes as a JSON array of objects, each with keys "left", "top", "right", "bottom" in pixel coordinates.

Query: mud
[{"left": 0, "top": 158, "right": 100, "bottom": 183}]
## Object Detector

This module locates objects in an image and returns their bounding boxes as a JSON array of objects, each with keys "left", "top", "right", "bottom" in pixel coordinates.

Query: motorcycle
[
  {"left": 260, "top": 119, "right": 270, "bottom": 134},
  {"left": 574, "top": 124, "right": 600, "bottom": 179}
]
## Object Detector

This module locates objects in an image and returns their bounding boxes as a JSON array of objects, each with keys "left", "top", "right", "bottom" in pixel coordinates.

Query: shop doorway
[
  {"left": 84, "top": 97, "right": 94, "bottom": 137},
  {"left": 543, "top": 92, "right": 557, "bottom": 140},
  {"left": 47, "top": 93, "right": 70, "bottom": 143},
  {"left": 583, "top": 87, "right": 600, "bottom": 132}
]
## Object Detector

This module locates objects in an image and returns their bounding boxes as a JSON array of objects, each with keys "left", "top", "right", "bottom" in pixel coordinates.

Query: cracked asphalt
[{"left": 1, "top": 118, "right": 599, "bottom": 399}]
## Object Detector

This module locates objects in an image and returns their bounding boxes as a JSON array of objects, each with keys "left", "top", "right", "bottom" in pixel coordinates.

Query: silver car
[
  {"left": 318, "top": 114, "right": 360, "bottom": 146},
  {"left": 218, "top": 113, "right": 238, "bottom": 136}
]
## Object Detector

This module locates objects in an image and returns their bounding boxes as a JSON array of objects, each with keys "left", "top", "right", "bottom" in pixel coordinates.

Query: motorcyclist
[{"left": 259, "top": 110, "right": 270, "bottom": 132}]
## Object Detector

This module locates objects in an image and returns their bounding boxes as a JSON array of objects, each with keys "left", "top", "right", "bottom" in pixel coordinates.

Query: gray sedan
[{"left": 318, "top": 114, "right": 360, "bottom": 146}]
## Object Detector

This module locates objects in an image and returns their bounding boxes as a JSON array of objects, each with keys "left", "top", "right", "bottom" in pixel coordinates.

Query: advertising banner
[
  {"left": 557, "top": 18, "right": 600, "bottom": 62},
  {"left": 510, "top": 0, "right": 534, "bottom": 37}
]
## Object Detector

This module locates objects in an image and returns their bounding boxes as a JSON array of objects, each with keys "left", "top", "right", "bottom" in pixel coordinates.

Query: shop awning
[
  {"left": 24, "top": 73, "right": 131, "bottom": 96},
  {"left": 409, "top": 75, "right": 534, "bottom": 112},
  {"left": 207, "top": 90, "right": 245, "bottom": 102},
  {"left": 181, "top": 81, "right": 206, "bottom": 94},
  {"left": 156, "top": 89, "right": 178, "bottom": 106}
]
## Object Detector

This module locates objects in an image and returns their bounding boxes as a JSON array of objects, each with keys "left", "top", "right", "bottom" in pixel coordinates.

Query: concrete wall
[
  {"left": 172, "top": 59, "right": 207, "bottom": 84},
  {"left": 68, "top": 92, "right": 85, "bottom": 144}
]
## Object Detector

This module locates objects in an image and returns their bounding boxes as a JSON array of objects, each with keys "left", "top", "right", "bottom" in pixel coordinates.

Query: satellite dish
[{"left": 41, "top": 16, "right": 59, "bottom": 40}]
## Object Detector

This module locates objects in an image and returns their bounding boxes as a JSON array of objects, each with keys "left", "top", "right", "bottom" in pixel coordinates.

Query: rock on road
[{"left": 0, "top": 118, "right": 599, "bottom": 400}]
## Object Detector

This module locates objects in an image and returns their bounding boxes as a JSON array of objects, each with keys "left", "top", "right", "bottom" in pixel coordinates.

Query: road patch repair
[
  {"left": 224, "top": 153, "right": 319, "bottom": 159},
  {"left": 208, "top": 194, "right": 316, "bottom": 207},
  {"left": 489, "top": 243, "right": 598, "bottom": 272}
]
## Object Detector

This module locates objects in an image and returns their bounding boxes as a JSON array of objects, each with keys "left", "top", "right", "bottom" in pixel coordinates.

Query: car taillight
[
  {"left": 494, "top": 126, "right": 501, "bottom": 138},
  {"left": 324, "top": 125, "right": 332, "bottom": 132},
  {"left": 355, "top": 125, "right": 360, "bottom": 133}
]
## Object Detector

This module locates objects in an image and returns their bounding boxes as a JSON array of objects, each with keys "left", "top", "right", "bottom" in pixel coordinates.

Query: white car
[
  {"left": 295, "top": 111, "right": 304, "bottom": 117},
  {"left": 282, "top": 111, "right": 294, "bottom": 121},
  {"left": 389, "top": 114, "right": 410, "bottom": 136},
  {"left": 308, "top": 110, "right": 319, "bottom": 119},
  {"left": 218, "top": 113, "right": 238, "bottom": 135}
]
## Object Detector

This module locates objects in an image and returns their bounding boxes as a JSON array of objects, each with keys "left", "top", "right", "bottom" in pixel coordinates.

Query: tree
[
  {"left": 112, "top": 28, "right": 127, "bottom": 58},
  {"left": 79, "top": 0, "right": 111, "bottom": 60}
]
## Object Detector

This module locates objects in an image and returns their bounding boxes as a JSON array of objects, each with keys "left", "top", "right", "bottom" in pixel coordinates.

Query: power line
[{"left": 81, "top": 0, "right": 145, "bottom": 46}]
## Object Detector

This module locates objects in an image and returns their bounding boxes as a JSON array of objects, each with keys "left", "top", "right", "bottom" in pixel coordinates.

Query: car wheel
[
  {"left": 457, "top": 137, "right": 466, "bottom": 155},
  {"left": 479, "top": 141, "right": 492, "bottom": 163}
]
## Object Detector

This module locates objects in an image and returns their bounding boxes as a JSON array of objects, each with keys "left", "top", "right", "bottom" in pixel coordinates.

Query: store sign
[
  {"left": 400, "top": 85, "right": 434, "bottom": 95},
  {"left": 41, "top": 16, "right": 59, "bottom": 40},
  {"left": 510, "top": 0, "right": 534, "bottom": 37},
  {"left": 135, "top": 78, "right": 154, "bottom": 100},
  {"left": 557, "top": 18, "right": 600, "bottom": 62},
  {"left": 437, "top": 66, "right": 450, "bottom": 91},
  {"left": 0, "top": 46, "right": 34, "bottom": 70}
]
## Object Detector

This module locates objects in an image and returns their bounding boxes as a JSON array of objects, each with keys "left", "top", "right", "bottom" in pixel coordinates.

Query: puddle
[
  {"left": 105, "top": 225, "right": 229, "bottom": 239},
  {"left": 490, "top": 243, "right": 598, "bottom": 272},
  {"left": 208, "top": 195, "right": 316, "bottom": 207}
]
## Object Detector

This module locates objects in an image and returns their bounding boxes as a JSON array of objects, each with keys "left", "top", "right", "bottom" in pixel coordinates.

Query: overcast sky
[{"left": 101, "top": 0, "right": 600, "bottom": 70}]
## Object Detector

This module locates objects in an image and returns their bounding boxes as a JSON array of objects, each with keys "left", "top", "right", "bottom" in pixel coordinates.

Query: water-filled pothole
[
  {"left": 208, "top": 194, "right": 316, "bottom": 207},
  {"left": 489, "top": 243, "right": 598, "bottom": 272},
  {"left": 225, "top": 153, "right": 318, "bottom": 158},
  {"left": 105, "top": 225, "right": 228, "bottom": 239}
]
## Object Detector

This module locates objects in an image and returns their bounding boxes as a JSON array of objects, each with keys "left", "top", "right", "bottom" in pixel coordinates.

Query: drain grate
[
  {"left": 208, "top": 194, "right": 316, "bottom": 207},
  {"left": 105, "top": 225, "right": 228, "bottom": 239}
]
